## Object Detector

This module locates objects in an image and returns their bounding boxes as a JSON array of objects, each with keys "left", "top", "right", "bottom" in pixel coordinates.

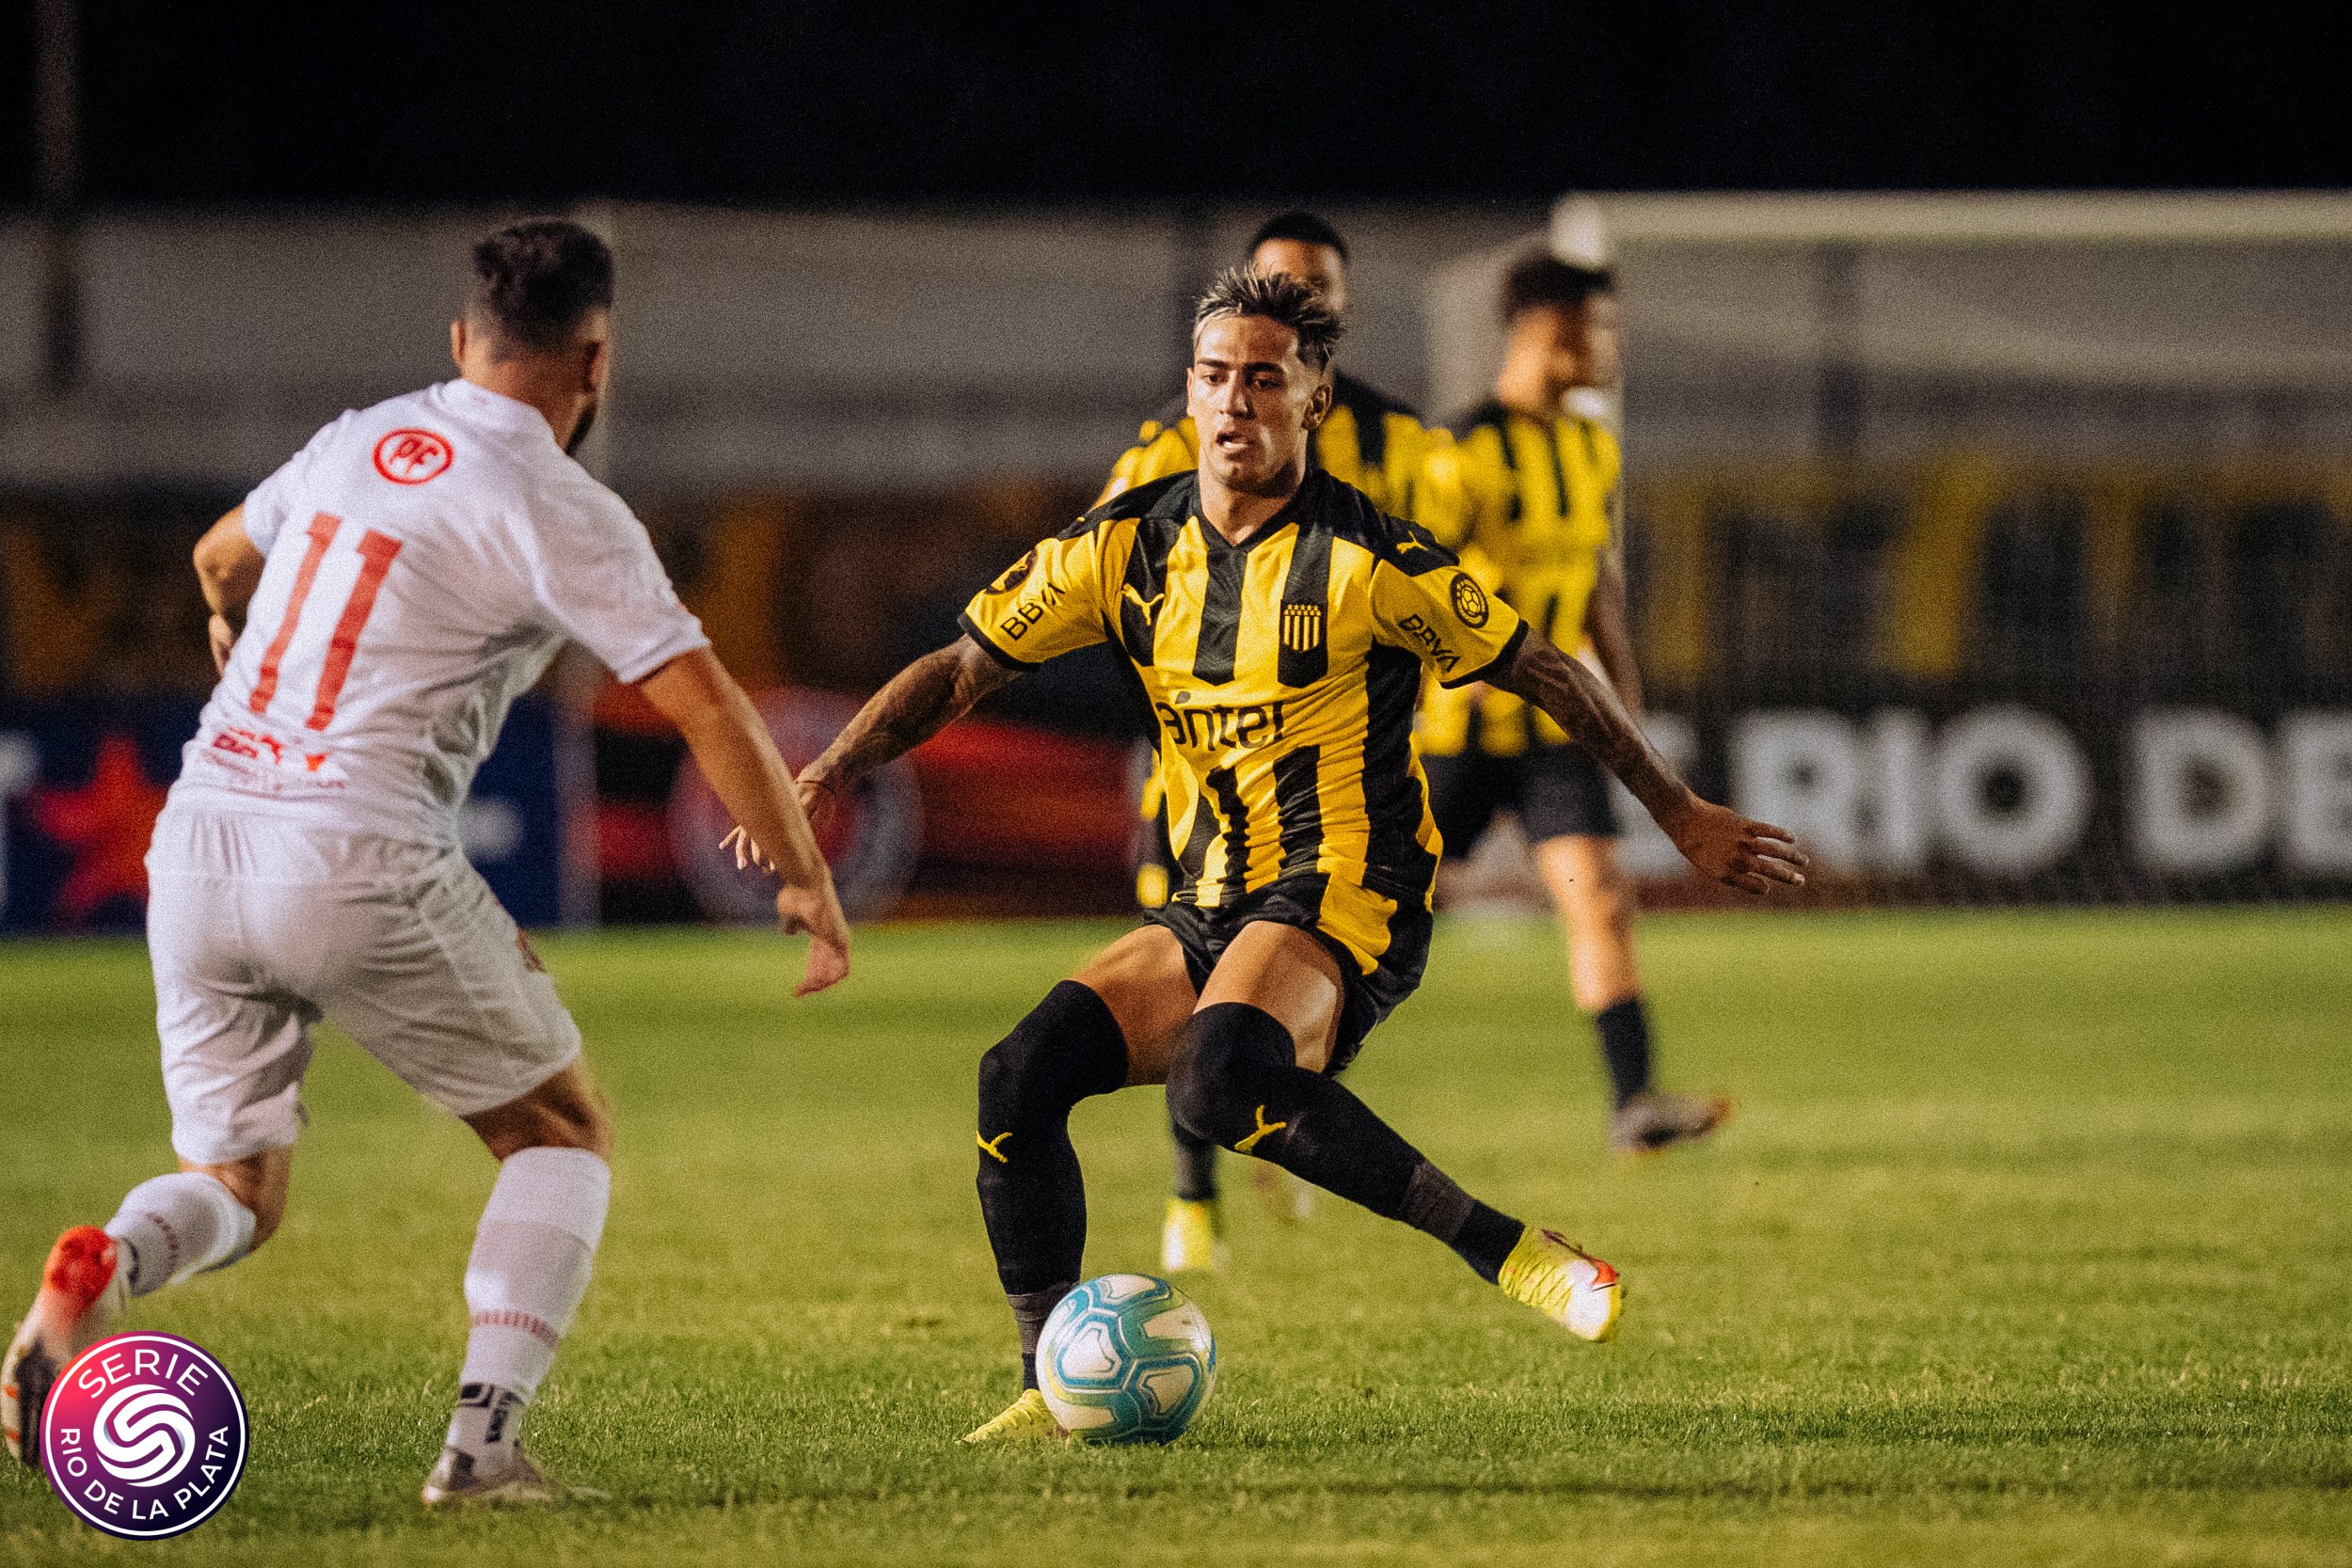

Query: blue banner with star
[{"left": 0, "top": 697, "right": 564, "bottom": 934}]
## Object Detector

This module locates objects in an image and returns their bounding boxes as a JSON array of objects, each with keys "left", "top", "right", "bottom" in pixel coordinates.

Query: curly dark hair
[
  {"left": 1501, "top": 253, "right": 1614, "bottom": 323},
  {"left": 467, "top": 218, "right": 615, "bottom": 356},
  {"left": 1246, "top": 209, "right": 1349, "bottom": 262},
  {"left": 1191, "top": 266, "right": 1343, "bottom": 372}
]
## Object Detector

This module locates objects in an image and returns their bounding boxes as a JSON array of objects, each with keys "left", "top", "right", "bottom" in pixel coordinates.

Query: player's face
[
  {"left": 1530, "top": 296, "right": 1622, "bottom": 393},
  {"left": 1187, "top": 312, "right": 1330, "bottom": 496},
  {"left": 1249, "top": 239, "right": 1348, "bottom": 319}
]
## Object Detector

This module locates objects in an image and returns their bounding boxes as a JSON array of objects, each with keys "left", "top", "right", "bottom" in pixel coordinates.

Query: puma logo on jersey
[
  {"left": 1233, "top": 1105, "right": 1288, "bottom": 1153},
  {"left": 977, "top": 1131, "right": 1012, "bottom": 1164},
  {"left": 1122, "top": 584, "right": 1166, "bottom": 623}
]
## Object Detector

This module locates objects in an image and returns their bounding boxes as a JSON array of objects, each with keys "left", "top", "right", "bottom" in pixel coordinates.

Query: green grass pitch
[{"left": 2, "top": 908, "right": 2348, "bottom": 1566}]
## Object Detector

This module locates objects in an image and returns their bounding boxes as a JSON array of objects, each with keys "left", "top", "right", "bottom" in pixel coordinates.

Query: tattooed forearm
[
  {"left": 1493, "top": 630, "right": 1693, "bottom": 827},
  {"left": 803, "top": 637, "right": 1018, "bottom": 791}
]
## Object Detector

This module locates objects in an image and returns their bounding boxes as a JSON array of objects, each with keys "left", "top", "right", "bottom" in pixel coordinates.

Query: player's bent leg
[
  {"left": 5, "top": 1152, "right": 277, "bottom": 1470},
  {"left": 1164, "top": 924, "right": 1620, "bottom": 1341},
  {"left": 1535, "top": 834, "right": 1733, "bottom": 1156},
  {"left": 421, "top": 1064, "right": 614, "bottom": 1507},
  {"left": 965, "top": 929, "right": 1193, "bottom": 1442},
  {"left": 24, "top": 821, "right": 314, "bottom": 1467},
  {"left": 462, "top": 1059, "right": 614, "bottom": 1161},
  {"left": 972, "top": 982, "right": 1132, "bottom": 1418},
  {"left": 1536, "top": 834, "right": 1644, "bottom": 1020}
]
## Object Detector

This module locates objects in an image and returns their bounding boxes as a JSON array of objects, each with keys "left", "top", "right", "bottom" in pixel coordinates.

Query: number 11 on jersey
[{"left": 248, "top": 511, "right": 405, "bottom": 731}]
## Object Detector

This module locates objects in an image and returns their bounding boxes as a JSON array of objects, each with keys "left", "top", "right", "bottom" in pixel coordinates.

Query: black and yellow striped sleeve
[{"left": 958, "top": 524, "right": 1115, "bottom": 668}]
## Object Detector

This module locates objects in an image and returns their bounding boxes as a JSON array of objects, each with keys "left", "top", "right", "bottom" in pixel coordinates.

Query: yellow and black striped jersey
[
  {"left": 961, "top": 471, "right": 1527, "bottom": 919},
  {"left": 1096, "top": 372, "right": 1431, "bottom": 519},
  {"left": 1416, "top": 400, "right": 1622, "bottom": 757}
]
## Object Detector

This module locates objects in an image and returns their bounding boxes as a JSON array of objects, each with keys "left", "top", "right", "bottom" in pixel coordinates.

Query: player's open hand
[
  {"left": 722, "top": 825, "right": 775, "bottom": 874},
  {"left": 776, "top": 880, "right": 851, "bottom": 996},
  {"left": 1662, "top": 795, "right": 1808, "bottom": 895}
]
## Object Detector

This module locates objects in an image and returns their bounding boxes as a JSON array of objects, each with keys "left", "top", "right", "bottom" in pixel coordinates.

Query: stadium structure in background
[
  {"left": 1430, "top": 193, "right": 2352, "bottom": 906},
  {"left": 0, "top": 194, "right": 2345, "bottom": 928}
]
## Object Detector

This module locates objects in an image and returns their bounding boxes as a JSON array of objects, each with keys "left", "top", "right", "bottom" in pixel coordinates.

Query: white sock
[
  {"left": 103, "top": 1173, "right": 257, "bottom": 1296},
  {"left": 446, "top": 1148, "right": 610, "bottom": 1462}
]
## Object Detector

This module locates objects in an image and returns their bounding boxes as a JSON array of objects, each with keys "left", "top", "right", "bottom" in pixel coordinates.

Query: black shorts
[
  {"left": 1423, "top": 741, "right": 1620, "bottom": 856},
  {"left": 1143, "top": 874, "right": 1432, "bottom": 1074}
]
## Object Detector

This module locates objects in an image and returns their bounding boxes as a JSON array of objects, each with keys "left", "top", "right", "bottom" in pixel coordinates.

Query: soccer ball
[{"left": 1036, "top": 1274, "right": 1216, "bottom": 1444}]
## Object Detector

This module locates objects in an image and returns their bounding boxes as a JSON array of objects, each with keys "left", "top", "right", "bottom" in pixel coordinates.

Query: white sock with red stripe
[
  {"left": 104, "top": 1173, "right": 256, "bottom": 1296},
  {"left": 445, "top": 1148, "right": 609, "bottom": 1466}
]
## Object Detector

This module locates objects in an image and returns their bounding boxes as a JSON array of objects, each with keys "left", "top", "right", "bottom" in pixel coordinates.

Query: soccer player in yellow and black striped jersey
[
  {"left": 1419, "top": 253, "right": 1731, "bottom": 1156},
  {"left": 1100, "top": 212, "right": 1431, "bottom": 1263},
  {"left": 792, "top": 269, "right": 1804, "bottom": 1442}
]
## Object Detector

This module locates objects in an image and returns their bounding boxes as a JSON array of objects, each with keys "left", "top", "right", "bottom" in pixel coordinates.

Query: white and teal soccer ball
[{"left": 1037, "top": 1274, "right": 1216, "bottom": 1445}]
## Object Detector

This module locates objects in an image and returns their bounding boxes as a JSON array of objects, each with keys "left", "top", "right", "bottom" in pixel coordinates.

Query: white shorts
[{"left": 146, "top": 803, "right": 582, "bottom": 1165}]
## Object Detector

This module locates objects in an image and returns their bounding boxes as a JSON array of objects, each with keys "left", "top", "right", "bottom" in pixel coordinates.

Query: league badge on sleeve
[{"left": 1449, "top": 572, "right": 1490, "bottom": 628}]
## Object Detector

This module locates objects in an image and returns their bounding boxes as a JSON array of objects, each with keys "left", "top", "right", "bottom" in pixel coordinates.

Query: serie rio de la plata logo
[{"left": 40, "top": 1332, "right": 248, "bottom": 1540}]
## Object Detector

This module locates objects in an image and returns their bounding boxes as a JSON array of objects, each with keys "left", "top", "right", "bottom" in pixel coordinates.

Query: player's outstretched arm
[
  {"left": 638, "top": 647, "right": 852, "bottom": 995},
  {"left": 1493, "top": 629, "right": 1807, "bottom": 896},
  {"left": 192, "top": 506, "right": 266, "bottom": 673},
  {"left": 796, "top": 635, "right": 1019, "bottom": 834}
]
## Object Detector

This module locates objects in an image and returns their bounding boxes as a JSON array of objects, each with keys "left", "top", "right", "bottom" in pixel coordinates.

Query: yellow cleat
[
  {"left": 1159, "top": 1197, "right": 1229, "bottom": 1274},
  {"left": 960, "top": 1387, "right": 1062, "bottom": 1444},
  {"left": 1497, "top": 1227, "right": 1622, "bottom": 1342}
]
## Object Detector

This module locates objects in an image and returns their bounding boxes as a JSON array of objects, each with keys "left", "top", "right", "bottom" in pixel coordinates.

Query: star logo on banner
[{"left": 33, "top": 734, "right": 168, "bottom": 925}]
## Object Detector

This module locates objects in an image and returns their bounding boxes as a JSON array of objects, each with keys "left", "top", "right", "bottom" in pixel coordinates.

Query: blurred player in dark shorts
[{"left": 1420, "top": 254, "right": 1734, "bottom": 1157}]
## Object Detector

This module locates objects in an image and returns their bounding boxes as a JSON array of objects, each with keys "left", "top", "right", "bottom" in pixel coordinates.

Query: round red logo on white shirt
[{"left": 373, "top": 429, "right": 454, "bottom": 484}]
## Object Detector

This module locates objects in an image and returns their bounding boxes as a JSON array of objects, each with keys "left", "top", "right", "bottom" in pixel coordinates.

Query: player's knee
[
  {"left": 1166, "top": 1003, "right": 1295, "bottom": 1148},
  {"left": 564, "top": 1089, "right": 616, "bottom": 1160},
  {"left": 977, "top": 980, "right": 1128, "bottom": 1133},
  {"left": 469, "top": 1069, "right": 614, "bottom": 1161}
]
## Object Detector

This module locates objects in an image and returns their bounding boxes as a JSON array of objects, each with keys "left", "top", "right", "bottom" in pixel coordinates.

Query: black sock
[
  {"left": 1595, "top": 996, "right": 1653, "bottom": 1109},
  {"left": 1167, "top": 1002, "right": 1526, "bottom": 1282},
  {"left": 976, "top": 981, "right": 1130, "bottom": 1383},
  {"left": 1009, "top": 1285, "right": 1067, "bottom": 1392},
  {"left": 1169, "top": 1109, "right": 1220, "bottom": 1202}
]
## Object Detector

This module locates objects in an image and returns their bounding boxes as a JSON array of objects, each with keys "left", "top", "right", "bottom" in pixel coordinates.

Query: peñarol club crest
[{"left": 41, "top": 1333, "right": 248, "bottom": 1540}]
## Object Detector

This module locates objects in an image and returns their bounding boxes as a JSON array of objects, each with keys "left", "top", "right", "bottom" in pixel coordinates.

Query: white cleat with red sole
[{"left": 5, "top": 1226, "right": 129, "bottom": 1471}]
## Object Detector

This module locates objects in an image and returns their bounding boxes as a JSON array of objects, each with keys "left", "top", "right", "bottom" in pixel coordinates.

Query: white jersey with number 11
[{"left": 175, "top": 378, "right": 707, "bottom": 847}]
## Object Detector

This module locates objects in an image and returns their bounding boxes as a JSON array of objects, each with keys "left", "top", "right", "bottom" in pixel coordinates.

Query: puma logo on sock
[{"left": 1234, "top": 1105, "right": 1288, "bottom": 1154}]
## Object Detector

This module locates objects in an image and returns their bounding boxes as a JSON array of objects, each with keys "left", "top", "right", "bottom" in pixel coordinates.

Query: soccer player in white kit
[{"left": 2, "top": 220, "right": 850, "bottom": 1505}]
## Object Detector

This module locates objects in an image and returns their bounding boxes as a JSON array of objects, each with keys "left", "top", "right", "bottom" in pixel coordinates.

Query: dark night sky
[{"left": 4, "top": 2, "right": 2344, "bottom": 205}]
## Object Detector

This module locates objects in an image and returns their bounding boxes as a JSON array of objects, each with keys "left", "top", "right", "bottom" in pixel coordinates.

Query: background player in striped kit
[{"left": 1420, "top": 254, "right": 1731, "bottom": 1155}]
